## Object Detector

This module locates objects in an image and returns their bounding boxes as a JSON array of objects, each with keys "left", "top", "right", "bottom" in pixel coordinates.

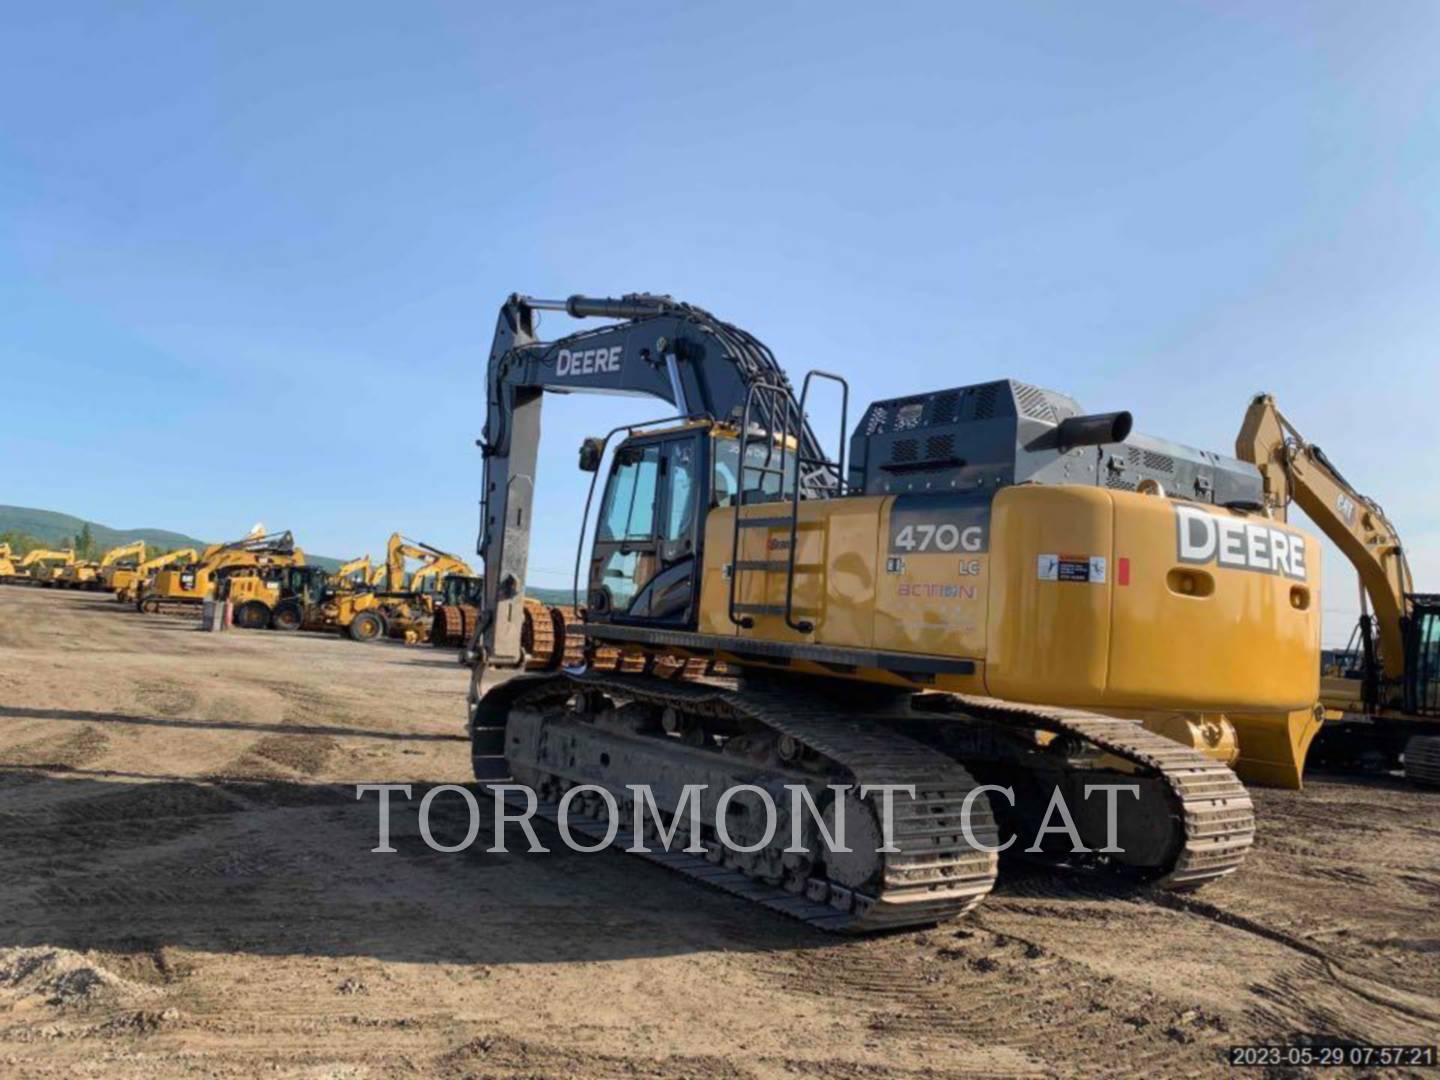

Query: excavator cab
[
  {"left": 440, "top": 574, "right": 485, "bottom": 609},
  {"left": 587, "top": 427, "right": 707, "bottom": 624},
  {"left": 1404, "top": 595, "right": 1440, "bottom": 716}
]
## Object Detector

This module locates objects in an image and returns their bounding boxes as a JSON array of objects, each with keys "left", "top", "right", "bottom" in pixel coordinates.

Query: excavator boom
[
  {"left": 476, "top": 293, "right": 824, "bottom": 668},
  {"left": 1237, "top": 393, "right": 1439, "bottom": 785}
]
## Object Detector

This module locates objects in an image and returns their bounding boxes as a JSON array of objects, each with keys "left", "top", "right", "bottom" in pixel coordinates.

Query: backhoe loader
[
  {"left": 109, "top": 548, "right": 197, "bottom": 602},
  {"left": 2, "top": 549, "right": 75, "bottom": 587},
  {"left": 463, "top": 292, "right": 1322, "bottom": 933},
  {"left": 139, "top": 531, "right": 304, "bottom": 615},
  {"left": 1237, "top": 394, "right": 1439, "bottom": 786},
  {"left": 59, "top": 540, "right": 146, "bottom": 591}
]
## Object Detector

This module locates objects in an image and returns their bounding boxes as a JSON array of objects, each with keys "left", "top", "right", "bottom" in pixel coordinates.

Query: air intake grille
[
  {"left": 891, "top": 438, "right": 919, "bottom": 464},
  {"left": 1014, "top": 382, "right": 1056, "bottom": 422},
  {"left": 931, "top": 391, "right": 960, "bottom": 426},
  {"left": 973, "top": 384, "right": 1000, "bottom": 420},
  {"left": 1142, "top": 450, "right": 1175, "bottom": 474},
  {"left": 925, "top": 434, "right": 955, "bottom": 461},
  {"left": 864, "top": 407, "right": 888, "bottom": 436},
  {"left": 1106, "top": 473, "right": 1137, "bottom": 491}
]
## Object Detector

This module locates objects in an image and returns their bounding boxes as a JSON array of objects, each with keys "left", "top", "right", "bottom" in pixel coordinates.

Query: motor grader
[
  {"left": 462, "top": 293, "right": 1323, "bottom": 933},
  {"left": 139, "top": 531, "right": 303, "bottom": 615},
  {"left": 241, "top": 564, "right": 430, "bottom": 642}
]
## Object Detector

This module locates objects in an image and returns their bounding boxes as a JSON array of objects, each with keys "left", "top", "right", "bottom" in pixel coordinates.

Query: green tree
[{"left": 72, "top": 523, "right": 95, "bottom": 559}]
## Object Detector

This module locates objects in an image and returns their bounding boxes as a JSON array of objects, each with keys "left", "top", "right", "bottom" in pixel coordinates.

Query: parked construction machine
[
  {"left": 109, "top": 548, "right": 197, "bottom": 603},
  {"left": 431, "top": 574, "right": 485, "bottom": 647},
  {"left": 463, "top": 293, "right": 1322, "bottom": 932},
  {"left": 139, "top": 531, "right": 304, "bottom": 615},
  {"left": 58, "top": 540, "right": 146, "bottom": 591},
  {"left": 1, "top": 548, "right": 75, "bottom": 586},
  {"left": 1237, "top": 395, "right": 1439, "bottom": 786}
]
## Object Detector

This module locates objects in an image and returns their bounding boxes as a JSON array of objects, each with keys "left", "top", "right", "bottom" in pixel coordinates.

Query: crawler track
[
  {"left": 472, "top": 666, "right": 1257, "bottom": 930},
  {"left": 1404, "top": 734, "right": 1440, "bottom": 787},
  {"left": 473, "top": 672, "right": 1000, "bottom": 932},
  {"left": 917, "top": 694, "right": 1256, "bottom": 889}
]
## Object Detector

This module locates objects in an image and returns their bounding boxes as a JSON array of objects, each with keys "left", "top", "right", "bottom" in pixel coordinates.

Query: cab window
[{"left": 599, "top": 445, "right": 661, "bottom": 541}]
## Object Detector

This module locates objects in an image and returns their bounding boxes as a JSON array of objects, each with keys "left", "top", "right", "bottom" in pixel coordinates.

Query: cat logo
[{"left": 1335, "top": 492, "right": 1357, "bottom": 526}]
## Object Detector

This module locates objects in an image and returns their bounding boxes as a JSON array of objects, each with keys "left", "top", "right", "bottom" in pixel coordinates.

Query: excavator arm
[
  {"left": 332, "top": 556, "right": 372, "bottom": 589},
  {"left": 98, "top": 540, "right": 147, "bottom": 569},
  {"left": 476, "top": 292, "right": 823, "bottom": 668},
  {"left": 19, "top": 548, "right": 75, "bottom": 569},
  {"left": 380, "top": 532, "right": 472, "bottom": 592},
  {"left": 138, "top": 548, "right": 197, "bottom": 574},
  {"left": 1237, "top": 394, "right": 1412, "bottom": 689},
  {"left": 409, "top": 555, "right": 474, "bottom": 595}
]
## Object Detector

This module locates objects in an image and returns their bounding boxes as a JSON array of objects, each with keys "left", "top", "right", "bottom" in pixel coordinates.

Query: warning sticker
[{"left": 1037, "top": 554, "right": 1107, "bottom": 584}]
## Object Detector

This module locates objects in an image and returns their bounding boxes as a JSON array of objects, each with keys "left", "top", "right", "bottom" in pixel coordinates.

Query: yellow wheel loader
[
  {"left": 463, "top": 293, "right": 1323, "bottom": 933},
  {"left": 139, "top": 531, "right": 303, "bottom": 616},
  {"left": 1237, "top": 395, "right": 1440, "bottom": 787}
]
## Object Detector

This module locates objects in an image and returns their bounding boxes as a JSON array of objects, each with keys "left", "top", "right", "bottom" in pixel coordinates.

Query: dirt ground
[{"left": 0, "top": 587, "right": 1436, "bottom": 1079}]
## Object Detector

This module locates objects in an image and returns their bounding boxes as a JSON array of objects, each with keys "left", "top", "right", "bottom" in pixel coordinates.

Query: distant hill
[{"left": 0, "top": 506, "right": 342, "bottom": 571}]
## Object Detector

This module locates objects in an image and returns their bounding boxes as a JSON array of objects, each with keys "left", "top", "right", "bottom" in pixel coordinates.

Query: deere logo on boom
[
  {"left": 1174, "top": 504, "right": 1308, "bottom": 580},
  {"left": 555, "top": 345, "right": 623, "bottom": 377}
]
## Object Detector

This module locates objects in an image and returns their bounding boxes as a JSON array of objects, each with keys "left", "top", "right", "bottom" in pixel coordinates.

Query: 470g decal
[{"left": 889, "top": 494, "right": 990, "bottom": 554}]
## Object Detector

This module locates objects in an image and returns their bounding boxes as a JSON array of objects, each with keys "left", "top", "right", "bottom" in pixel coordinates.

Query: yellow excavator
[
  {"left": 463, "top": 293, "right": 1322, "bottom": 933},
  {"left": 140, "top": 531, "right": 304, "bottom": 615},
  {"left": 108, "top": 547, "right": 197, "bottom": 602},
  {"left": 58, "top": 539, "right": 147, "bottom": 591},
  {"left": 332, "top": 556, "right": 373, "bottom": 590},
  {"left": 1237, "top": 394, "right": 1439, "bottom": 787},
  {"left": 2, "top": 548, "right": 75, "bottom": 587}
]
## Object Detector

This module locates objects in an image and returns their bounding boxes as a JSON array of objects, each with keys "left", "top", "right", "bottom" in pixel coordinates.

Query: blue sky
[{"left": 3, "top": 2, "right": 1436, "bottom": 643}]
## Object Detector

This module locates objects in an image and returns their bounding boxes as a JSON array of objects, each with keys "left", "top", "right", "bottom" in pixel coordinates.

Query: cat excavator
[
  {"left": 2, "top": 548, "right": 75, "bottom": 587},
  {"left": 462, "top": 293, "right": 1322, "bottom": 933},
  {"left": 1237, "top": 394, "right": 1439, "bottom": 786},
  {"left": 108, "top": 548, "right": 198, "bottom": 602},
  {"left": 59, "top": 540, "right": 147, "bottom": 591}
]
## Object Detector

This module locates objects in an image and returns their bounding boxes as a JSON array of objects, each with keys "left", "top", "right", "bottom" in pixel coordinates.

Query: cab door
[{"left": 588, "top": 432, "right": 705, "bottom": 627}]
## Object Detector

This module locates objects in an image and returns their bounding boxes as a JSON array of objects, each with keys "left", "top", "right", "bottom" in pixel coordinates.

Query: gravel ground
[{"left": 0, "top": 586, "right": 1436, "bottom": 1078}]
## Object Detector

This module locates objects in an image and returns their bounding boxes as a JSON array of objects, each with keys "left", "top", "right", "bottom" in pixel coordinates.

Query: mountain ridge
[{"left": 0, "top": 505, "right": 343, "bottom": 571}]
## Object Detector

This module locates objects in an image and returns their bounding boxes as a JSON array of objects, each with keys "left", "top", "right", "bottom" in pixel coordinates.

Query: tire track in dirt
[{"left": 765, "top": 915, "right": 1235, "bottom": 1078}]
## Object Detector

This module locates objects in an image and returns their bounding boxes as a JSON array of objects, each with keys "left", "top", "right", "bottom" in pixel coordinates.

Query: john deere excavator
[
  {"left": 462, "top": 293, "right": 1321, "bottom": 933},
  {"left": 1237, "top": 394, "right": 1439, "bottom": 786},
  {"left": 139, "top": 531, "right": 303, "bottom": 615}
]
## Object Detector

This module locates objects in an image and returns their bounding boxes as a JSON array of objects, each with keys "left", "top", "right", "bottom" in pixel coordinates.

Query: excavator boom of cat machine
[
  {"left": 1237, "top": 394, "right": 1440, "bottom": 787},
  {"left": 1, "top": 548, "right": 75, "bottom": 587}
]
